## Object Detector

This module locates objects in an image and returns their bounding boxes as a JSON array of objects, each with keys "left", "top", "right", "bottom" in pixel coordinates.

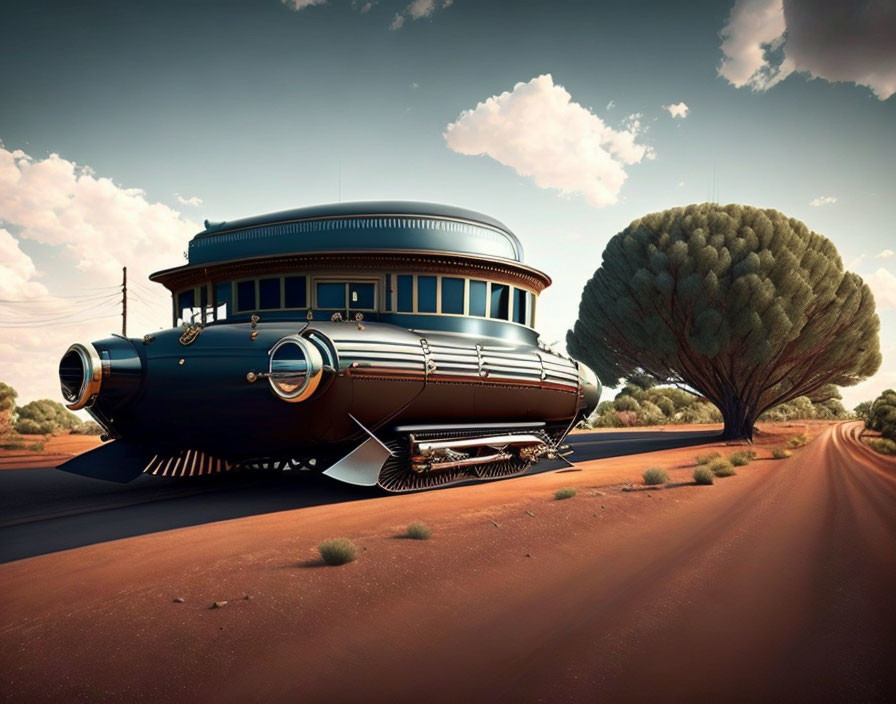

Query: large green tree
[{"left": 567, "top": 203, "right": 881, "bottom": 440}]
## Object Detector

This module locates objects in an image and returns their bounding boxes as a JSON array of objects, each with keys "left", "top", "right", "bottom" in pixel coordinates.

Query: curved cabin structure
[{"left": 58, "top": 202, "right": 600, "bottom": 492}]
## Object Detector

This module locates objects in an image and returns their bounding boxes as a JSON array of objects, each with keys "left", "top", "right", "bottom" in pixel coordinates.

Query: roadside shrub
[
  {"left": 642, "top": 467, "right": 669, "bottom": 485},
  {"left": 2, "top": 438, "right": 25, "bottom": 450},
  {"left": 405, "top": 522, "right": 432, "bottom": 540},
  {"left": 317, "top": 538, "right": 357, "bottom": 566},
  {"left": 771, "top": 447, "right": 792, "bottom": 459},
  {"left": 14, "top": 399, "right": 82, "bottom": 436},
  {"left": 708, "top": 458, "right": 736, "bottom": 477},
  {"left": 693, "top": 467, "right": 715, "bottom": 485},
  {"left": 866, "top": 437, "right": 896, "bottom": 455},
  {"left": 695, "top": 452, "right": 721, "bottom": 465},
  {"left": 71, "top": 421, "right": 104, "bottom": 435},
  {"left": 787, "top": 433, "right": 808, "bottom": 448},
  {"left": 729, "top": 450, "right": 757, "bottom": 466},
  {"left": 554, "top": 487, "right": 576, "bottom": 500},
  {"left": 27, "top": 441, "right": 45, "bottom": 452}
]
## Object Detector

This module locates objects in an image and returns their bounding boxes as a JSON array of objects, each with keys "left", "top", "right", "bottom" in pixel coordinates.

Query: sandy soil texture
[
  {"left": 1, "top": 422, "right": 893, "bottom": 702},
  {"left": 0, "top": 434, "right": 102, "bottom": 470}
]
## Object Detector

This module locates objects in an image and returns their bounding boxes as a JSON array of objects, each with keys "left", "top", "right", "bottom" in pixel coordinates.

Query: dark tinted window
[
  {"left": 215, "top": 282, "right": 231, "bottom": 318},
  {"left": 490, "top": 283, "right": 509, "bottom": 320},
  {"left": 441, "top": 277, "right": 464, "bottom": 314},
  {"left": 317, "top": 282, "right": 345, "bottom": 309},
  {"left": 284, "top": 276, "right": 307, "bottom": 308},
  {"left": 397, "top": 275, "right": 413, "bottom": 312},
  {"left": 236, "top": 280, "right": 256, "bottom": 312},
  {"left": 417, "top": 276, "right": 437, "bottom": 313},
  {"left": 177, "top": 290, "right": 193, "bottom": 315},
  {"left": 259, "top": 278, "right": 281, "bottom": 309},
  {"left": 349, "top": 283, "right": 375, "bottom": 309},
  {"left": 384, "top": 274, "right": 392, "bottom": 311},
  {"left": 513, "top": 288, "right": 527, "bottom": 324},
  {"left": 469, "top": 280, "right": 487, "bottom": 317}
]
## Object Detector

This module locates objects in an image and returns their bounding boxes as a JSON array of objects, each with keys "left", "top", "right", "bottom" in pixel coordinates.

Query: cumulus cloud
[
  {"left": 866, "top": 268, "right": 896, "bottom": 310},
  {"left": 444, "top": 74, "right": 653, "bottom": 208},
  {"left": 876, "top": 249, "right": 894, "bottom": 259},
  {"left": 0, "top": 146, "right": 197, "bottom": 281},
  {"left": 663, "top": 102, "right": 689, "bottom": 118},
  {"left": 0, "top": 228, "right": 49, "bottom": 300},
  {"left": 391, "top": 0, "right": 453, "bottom": 30},
  {"left": 281, "top": 0, "right": 327, "bottom": 10},
  {"left": 809, "top": 195, "right": 837, "bottom": 207},
  {"left": 175, "top": 193, "right": 203, "bottom": 207},
  {"left": 0, "top": 144, "right": 200, "bottom": 403},
  {"left": 718, "top": 0, "right": 896, "bottom": 100}
]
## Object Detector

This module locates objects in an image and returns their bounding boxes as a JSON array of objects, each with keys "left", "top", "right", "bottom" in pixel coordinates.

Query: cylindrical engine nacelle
[{"left": 59, "top": 337, "right": 143, "bottom": 411}]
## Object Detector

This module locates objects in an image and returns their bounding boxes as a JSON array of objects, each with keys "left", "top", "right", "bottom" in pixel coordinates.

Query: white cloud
[
  {"left": 718, "top": 0, "right": 896, "bottom": 100},
  {"left": 175, "top": 193, "right": 203, "bottom": 207},
  {"left": 0, "top": 146, "right": 198, "bottom": 281},
  {"left": 866, "top": 268, "right": 896, "bottom": 310},
  {"left": 391, "top": 0, "right": 452, "bottom": 30},
  {"left": 663, "top": 102, "right": 689, "bottom": 118},
  {"left": 718, "top": 0, "right": 793, "bottom": 91},
  {"left": 0, "top": 144, "right": 199, "bottom": 404},
  {"left": 0, "top": 228, "right": 48, "bottom": 300},
  {"left": 444, "top": 74, "right": 653, "bottom": 208},
  {"left": 281, "top": 0, "right": 327, "bottom": 10},
  {"left": 809, "top": 195, "right": 837, "bottom": 207},
  {"left": 875, "top": 249, "right": 894, "bottom": 259}
]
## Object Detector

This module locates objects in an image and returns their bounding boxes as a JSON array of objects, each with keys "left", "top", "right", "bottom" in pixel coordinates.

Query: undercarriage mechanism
[{"left": 376, "top": 426, "right": 572, "bottom": 493}]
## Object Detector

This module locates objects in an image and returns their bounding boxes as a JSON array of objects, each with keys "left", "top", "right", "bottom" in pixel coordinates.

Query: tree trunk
[{"left": 719, "top": 391, "right": 754, "bottom": 441}]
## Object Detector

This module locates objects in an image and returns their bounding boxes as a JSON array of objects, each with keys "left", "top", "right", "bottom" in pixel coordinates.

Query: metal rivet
[
  {"left": 178, "top": 358, "right": 185, "bottom": 365},
  {"left": 246, "top": 372, "right": 257, "bottom": 383}
]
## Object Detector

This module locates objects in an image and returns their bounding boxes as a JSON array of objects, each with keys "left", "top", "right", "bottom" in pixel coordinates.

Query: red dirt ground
[
  {"left": 1, "top": 421, "right": 894, "bottom": 702},
  {"left": 0, "top": 434, "right": 101, "bottom": 470}
]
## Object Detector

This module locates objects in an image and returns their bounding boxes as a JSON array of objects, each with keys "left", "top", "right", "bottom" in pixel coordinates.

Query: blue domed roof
[{"left": 186, "top": 201, "right": 524, "bottom": 266}]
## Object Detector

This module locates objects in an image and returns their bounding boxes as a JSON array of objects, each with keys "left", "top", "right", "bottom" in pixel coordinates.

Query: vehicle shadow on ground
[{"left": 0, "top": 428, "right": 721, "bottom": 563}]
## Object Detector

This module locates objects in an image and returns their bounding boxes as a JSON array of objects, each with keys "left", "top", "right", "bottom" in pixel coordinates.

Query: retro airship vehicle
[{"left": 58, "top": 202, "right": 600, "bottom": 492}]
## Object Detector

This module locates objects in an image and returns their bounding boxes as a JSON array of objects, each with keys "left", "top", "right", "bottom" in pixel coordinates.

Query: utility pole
[{"left": 122, "top": 266, "right": 127, "bottom": 336}]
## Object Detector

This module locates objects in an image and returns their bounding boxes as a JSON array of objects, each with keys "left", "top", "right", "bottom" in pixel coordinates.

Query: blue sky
[{"left": 1, "top": 0, "right": 894, "bottom": 408}]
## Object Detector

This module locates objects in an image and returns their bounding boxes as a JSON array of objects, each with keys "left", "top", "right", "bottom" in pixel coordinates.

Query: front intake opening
[{"left": 59, "top": 348, "right": 86, "bottom": 403}]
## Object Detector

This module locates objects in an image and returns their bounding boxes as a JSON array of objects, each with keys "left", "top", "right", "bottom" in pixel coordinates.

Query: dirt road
[{"left": 1, "top": 422, "right": 893, "bottom": 702}]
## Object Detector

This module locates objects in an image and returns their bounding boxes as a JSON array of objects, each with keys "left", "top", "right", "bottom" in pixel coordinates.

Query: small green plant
[
  {"left": 26, "top": 441, "right": 45, "bottom": 452},
  {"left": 695, "top": 451, "right": 721, "bottom": 465},
  {"left": 708, "top": 458, "right": 736, "bottom": 477},
  {"left": 317, "top": 538, "right": 357, "bottom": 566},
  {"left": 787, "top": 433, "right": 808, "bottom": 448},
  {"left": 554, "top": 487, "right": 577, "bottom": 500},
  {"left": 771, "top": 447, "right": 792, "bottom": 459},
  {"left": 642, "top": 467, "right": 669, "bottom": 485},
  {"left": 729, "top": 450, "right": 756, "bottom": 466},
  {"left": 693, "top": 467, "right": 715, "bottom": 485},
  {"left": 866, "top": 437, "right": 896, "bottom": 455},
  {"left": 405, "top": 522, "right": 432, "bottom": 540}
]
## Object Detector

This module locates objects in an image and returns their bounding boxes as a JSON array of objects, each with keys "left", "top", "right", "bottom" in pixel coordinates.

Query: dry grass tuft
[{"left": 317, "top": 538, "right": 357, "bottom": 566}]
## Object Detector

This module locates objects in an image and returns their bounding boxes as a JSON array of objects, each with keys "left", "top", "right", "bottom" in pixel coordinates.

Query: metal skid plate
[{"left": 322, "top": 436, "right": 392, "bottom": 487}]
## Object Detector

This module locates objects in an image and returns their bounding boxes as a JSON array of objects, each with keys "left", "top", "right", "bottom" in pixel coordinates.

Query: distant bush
[
  {"left": 15, "top": 399, "right": 82, "bottom": 436},
  {"left": 866, "top": 389, "right": 896, "bottom": 442},
  {"left": 695, "top": 452, "right": 721, "bottom": 466},
  {"left": 642, "top": 467, "right": 668, "bottom": 485},
  {"left": 554, "top": 487, "right": 576, "bottom": 500},
  {"left": 729, "top": 450, "right": 757, "bottom": 466},
  {"left": 787, "top": 433, "right": 808, "bottom": 448},
  {"left": 693, "top": 467, "right": 715, "bottom": 485},
  {"left": 771, "top": 447, "right": 792, "bottom": 459},
  {"left": 708, "top": 458, "right": 736, "bottom": 477},
  {"left": 71, "top": 421, "right": 104, "bottom": 435},
  {"left": 317, "top": 538, "right": 357, "bottom": 566},
  {"left": 866, "top": 437, "right": 896, "bottom": 455},
  {"left": 2, "top": 438, "right": 25, "bottom": 450},
  {"left": 26, "top": 441, "right": 45, "bottom": 452},
  {"left": 405, "top": 522, "right": 431, "bottom": 540}
]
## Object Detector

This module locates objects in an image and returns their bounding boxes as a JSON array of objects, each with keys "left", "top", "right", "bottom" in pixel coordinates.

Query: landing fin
[{"left": 57, "top": 441, "right": 156, "bottom": 483}]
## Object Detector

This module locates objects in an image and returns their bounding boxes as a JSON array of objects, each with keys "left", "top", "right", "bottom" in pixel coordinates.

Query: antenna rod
[{"left": 122, "top": 266, "right": 127, "bottom": 336}]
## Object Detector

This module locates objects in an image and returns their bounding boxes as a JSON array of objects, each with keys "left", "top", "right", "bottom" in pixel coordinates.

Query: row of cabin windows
[{"left": 175, "top": 275, "right": 535, "bottom": 327}]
